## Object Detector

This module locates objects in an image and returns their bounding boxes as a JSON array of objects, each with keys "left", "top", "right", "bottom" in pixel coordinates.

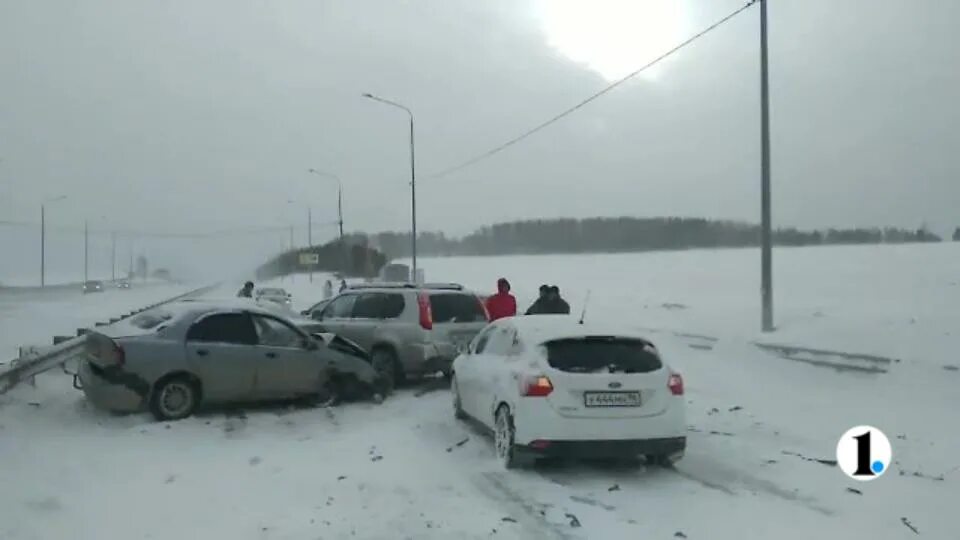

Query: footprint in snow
[{"left": 249, "top": 456, "right": 262, "bottom": 466}]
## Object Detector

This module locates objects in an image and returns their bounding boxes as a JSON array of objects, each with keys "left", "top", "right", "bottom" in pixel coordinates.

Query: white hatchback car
[{"left": 451, "top": 316, "right": 686, "bottom": 468}]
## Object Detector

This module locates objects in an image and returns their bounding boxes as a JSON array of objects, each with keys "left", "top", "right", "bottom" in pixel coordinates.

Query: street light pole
[
  {"left": 41, "top": 204, "right": 46, "bottom": 287},
  {"left": 361, "top": 93, "right": 418, "bottom": 282},
  {"left": 40, "top": 195, "right": 67, "bottom": 287},
  {"left": 84, "top": 220, "right": 89, "bottom": 283},
  {"left": 111, "top": 231, "right": 117, "bottom": 282},
  {"left": 307, "top": 207, "right": 313, "bottom": 283},
  {"left": 759, "top": 0, "right": 774, "bottom": 332}
]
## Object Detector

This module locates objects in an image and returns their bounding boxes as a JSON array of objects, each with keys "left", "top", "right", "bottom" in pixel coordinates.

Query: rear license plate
[{"left": 584, "top": 391, "right": 641, "bottom": 407}]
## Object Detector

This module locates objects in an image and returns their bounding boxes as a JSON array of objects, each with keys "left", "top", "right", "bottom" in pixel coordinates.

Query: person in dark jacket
[
  {"left": 237, "top": 281, "right": 254, "bottom": 298},
  {"left": 525, "top": 285, "right": 551, "bottom": 315},
  {"left": 545, "top": 285, "right": 570, "bottom": 314},
  {"left": 485, "top": 278, "right": 517, "bottom": 321}
]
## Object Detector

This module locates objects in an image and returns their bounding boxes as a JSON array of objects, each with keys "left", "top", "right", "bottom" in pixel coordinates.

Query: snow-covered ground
[{"left": 1, "top": 244, "right": 958, "bottom": 539}]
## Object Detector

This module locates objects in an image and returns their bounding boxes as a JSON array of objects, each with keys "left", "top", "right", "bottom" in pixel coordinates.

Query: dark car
[{"left": 83, "top": 280, "right": 104, "bottom": 294}]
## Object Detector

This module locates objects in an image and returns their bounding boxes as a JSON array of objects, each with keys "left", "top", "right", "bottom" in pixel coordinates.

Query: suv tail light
[
  {"left": 521, "top": 375, "right": 553, "bottom": 397},
  {"left": 668, "top": 372, "right": 684, "bottom": 396},
  {"left": 417, "top": 293, "right": 433, "bottom": 330}
]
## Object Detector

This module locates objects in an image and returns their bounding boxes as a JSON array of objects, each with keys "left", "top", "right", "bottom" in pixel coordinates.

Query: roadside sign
[{"left": 299, "top": 253, "right": 320, "bottom": 266}]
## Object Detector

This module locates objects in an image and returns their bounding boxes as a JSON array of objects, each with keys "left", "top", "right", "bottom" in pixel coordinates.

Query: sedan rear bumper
[
  {"left": 79, "top": 361, "right": 147, "bottom": 413},
  {"left": 520, "top": 436, "right": 686, "bottom": 459}
]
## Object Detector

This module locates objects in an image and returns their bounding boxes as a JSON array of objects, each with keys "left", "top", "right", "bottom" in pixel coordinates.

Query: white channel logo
[{"left": 836, "top": 425, "right": 892, "bottom": 481}]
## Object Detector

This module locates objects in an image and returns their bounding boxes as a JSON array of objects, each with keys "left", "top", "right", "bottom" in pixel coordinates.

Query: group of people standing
[
  {"left": 484, "top": 278, "right": 570, "bottom": 322},
  {"left": 323, "top": 278, "right": 348, "bottom": 300}
]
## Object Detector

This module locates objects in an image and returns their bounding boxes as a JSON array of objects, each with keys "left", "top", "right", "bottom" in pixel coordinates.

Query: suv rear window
[
  {"left": 352, "top": 293, "right": 405, "bottom": 319},
  {"left": 429, "top": 293, "right": 486, "bottom": 324},
  {"left": 544, "top": 337, "right": 662, "bottom": 374}
]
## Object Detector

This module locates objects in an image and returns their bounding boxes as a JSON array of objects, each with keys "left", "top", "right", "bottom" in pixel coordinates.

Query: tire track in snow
[{"left": 473, "top": 471, "right": 583, "bottom": 540}]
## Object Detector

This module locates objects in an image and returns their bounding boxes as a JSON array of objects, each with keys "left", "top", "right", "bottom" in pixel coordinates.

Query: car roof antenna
[{"left": 578, "top": 290, "right": 591, "bottom": 325}]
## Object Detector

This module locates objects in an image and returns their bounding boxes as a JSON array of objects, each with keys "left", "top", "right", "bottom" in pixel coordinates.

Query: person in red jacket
[{"left": 485, "top": 278, "right": 517, "bottom": 321}]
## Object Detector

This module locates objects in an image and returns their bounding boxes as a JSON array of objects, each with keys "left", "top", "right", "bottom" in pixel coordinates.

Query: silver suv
[{"left": 303, "top": 283, "right": 489, "bottom": 386}]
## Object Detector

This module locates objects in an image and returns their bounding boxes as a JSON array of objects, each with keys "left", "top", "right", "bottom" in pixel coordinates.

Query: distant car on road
[
  {"left": 82, "top": 280, "right": 104, "bottom": 294},
  {"left": 116, "top": 279, "right": 131, "bottom": 289},
  {"left": 78, "top": 301, "right": 387, "bottom": 421},
  {"left": 256, "top": 287, "right": 292, "bottom": 308},
  {"left": 303, "top": 282, "right": 489, "bottom": 388},
  {"left": 451, "top": 316, "right": 686, "bottom": 468}
]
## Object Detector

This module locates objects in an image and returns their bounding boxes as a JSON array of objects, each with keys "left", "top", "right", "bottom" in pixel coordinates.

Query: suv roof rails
[{"left": 346, "top": 282, "right": 464, "bottom": 291}]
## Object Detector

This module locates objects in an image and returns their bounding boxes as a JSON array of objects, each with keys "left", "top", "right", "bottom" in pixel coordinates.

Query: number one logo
[
  {"left": 837, "top": 426, "right": 892, "bottom": 481},
  {"left": 853, "top": 431, "right": 875, "bottom": 476}
]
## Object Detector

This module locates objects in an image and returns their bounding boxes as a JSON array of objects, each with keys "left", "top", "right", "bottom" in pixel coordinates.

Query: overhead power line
[{"left": 423, "top": 0, "right": 760, "bottom": 182}]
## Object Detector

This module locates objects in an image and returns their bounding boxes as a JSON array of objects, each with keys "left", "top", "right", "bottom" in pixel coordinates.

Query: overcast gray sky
[{"left": 1, "top": 0, "right": 958, "bottom": 281}]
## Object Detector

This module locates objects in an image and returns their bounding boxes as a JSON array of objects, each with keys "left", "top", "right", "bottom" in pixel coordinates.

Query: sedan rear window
[
  {"left": 429, "top": 293, "right": 486, "bottom": 324},
  {"left": 129, "top": 310, "right": 174, "bottom": 329},
  {"left": 544, "top": 337, "right": 662, "bottom": 374}
]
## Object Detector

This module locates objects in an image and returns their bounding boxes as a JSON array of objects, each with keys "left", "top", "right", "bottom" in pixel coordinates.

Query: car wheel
[
  {"left": 494, "top": 405, "right": 528, "bottom": 469},
  {"left": 452, "top": 376, "right": 467, "bottom": 420},
  {"left": 313, "top": 376, "right": 343, "bottom": 408},
  {"left": 371, "top": 348, "right": 403, "bottom": 391},
  {"left": 150, "top": 376, "right": 199, "bottom": 421}
]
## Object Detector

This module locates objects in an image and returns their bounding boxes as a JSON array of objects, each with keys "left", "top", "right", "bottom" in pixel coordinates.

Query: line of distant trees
[{"left": 350, "top": 217, "right": 952, "bottom": 259}]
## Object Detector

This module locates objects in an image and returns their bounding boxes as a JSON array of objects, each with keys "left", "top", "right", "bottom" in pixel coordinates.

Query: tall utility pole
[
  {"left": 759, "top": 0, "right": 774, "bottom": 332},
  {"left": 83, "top": 220, "right": 89, "bottom": 283},
  {"left": 361, "top": 93, "right": 418, "bottom": 281},
  {"left": 307, "top": 168, "right": 346, "bottom": 270}
]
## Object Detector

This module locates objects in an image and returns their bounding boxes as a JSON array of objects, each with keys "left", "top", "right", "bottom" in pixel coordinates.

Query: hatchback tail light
[
  {"left": 521, "top": 375, "right": 553, "bottom": 397},
  {"left": 417, "top": 293, "right": 433, "bottom": 330},
  {"left": 668, "top": 372, "right": 684, "bottom": 396}
]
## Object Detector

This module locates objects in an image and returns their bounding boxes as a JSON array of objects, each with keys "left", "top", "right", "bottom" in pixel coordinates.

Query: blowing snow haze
[{"left": 1, "top": 0, "right": 958, "bottom": 281}]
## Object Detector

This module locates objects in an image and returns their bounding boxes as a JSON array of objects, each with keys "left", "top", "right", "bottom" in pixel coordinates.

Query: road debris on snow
[
  {"left": 901, "top": 517, "right": 920, "bottom": 535},
  {"left": 781, "top": 450, "right": 837, "bottom": 467},
  {"left": 446, "top": 437, "right": 470, "bottom": 452}
]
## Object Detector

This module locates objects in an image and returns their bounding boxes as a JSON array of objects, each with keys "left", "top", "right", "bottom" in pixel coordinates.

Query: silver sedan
[{"left": 78, "top": 300, "right": 387, "bottom": 421}]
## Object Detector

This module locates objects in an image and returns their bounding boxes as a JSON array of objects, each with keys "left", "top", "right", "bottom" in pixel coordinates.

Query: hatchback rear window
[
  {"left": 544, "top": 337, "right": 662, "bottom": 374},
  {"left": 429, "top": 293, "right": 486, "bottom": 323}
]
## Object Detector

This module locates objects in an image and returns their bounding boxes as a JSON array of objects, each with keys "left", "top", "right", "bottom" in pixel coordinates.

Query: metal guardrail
[{"left": 0, "top": 283, "right": 219, "bottom": 396}]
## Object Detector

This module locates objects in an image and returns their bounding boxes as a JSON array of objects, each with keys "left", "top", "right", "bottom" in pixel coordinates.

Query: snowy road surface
[{"left": 2, "top": 245, "right": 958, "bottom": 539}]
